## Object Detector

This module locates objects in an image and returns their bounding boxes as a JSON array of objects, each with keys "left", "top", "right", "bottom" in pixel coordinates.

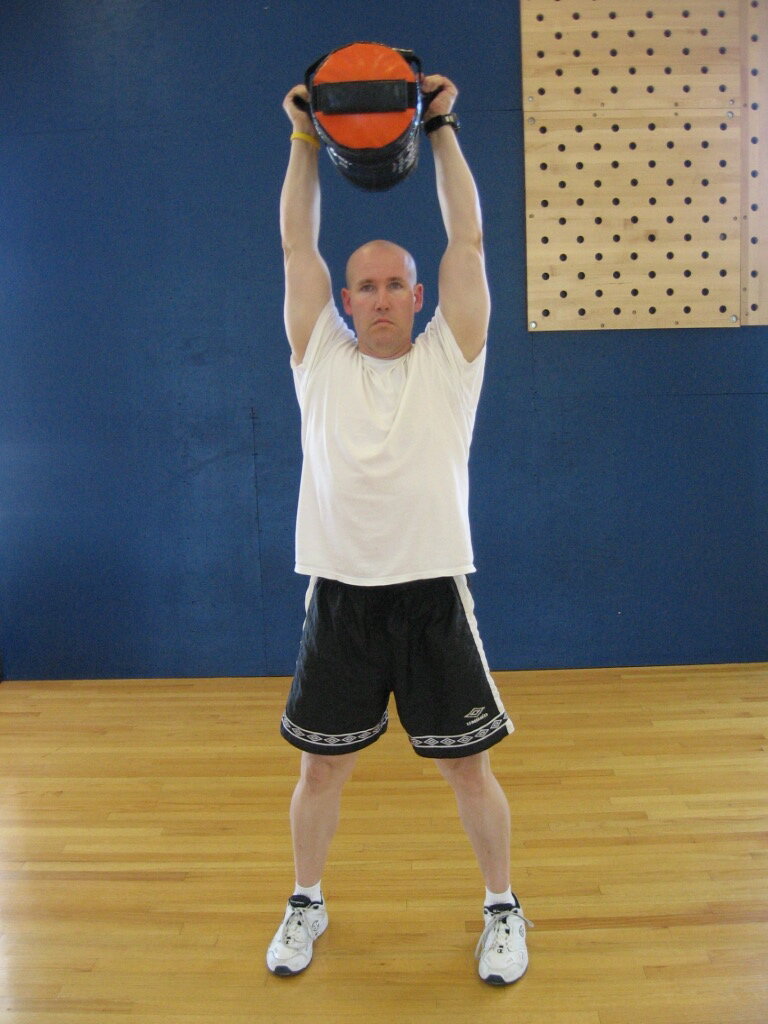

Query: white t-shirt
[{"left": 291, "top": 301, "right": 486, "bottom": 585}]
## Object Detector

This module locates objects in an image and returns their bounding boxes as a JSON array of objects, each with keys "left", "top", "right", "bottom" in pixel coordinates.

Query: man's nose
[{"left": 374, "top": 289, "right": 389, "bottom": 308}]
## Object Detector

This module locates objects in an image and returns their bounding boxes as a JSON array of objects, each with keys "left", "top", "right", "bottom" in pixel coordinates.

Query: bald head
[
  {"left": 345, "top": 240, "right": 418, "bottom": 289},
  {"left": 340, "top": 239, "right": 424, "bottom": 359}
]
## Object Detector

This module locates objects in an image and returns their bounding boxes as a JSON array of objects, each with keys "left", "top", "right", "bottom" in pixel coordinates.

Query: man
[{"left": 267, "top": 72, "right": 530, "bottom": 986}]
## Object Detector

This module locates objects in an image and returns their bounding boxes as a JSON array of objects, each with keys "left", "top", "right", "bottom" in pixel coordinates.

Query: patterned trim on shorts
[
  {"left": 409, "top": 710, "right": 511, "bottom": 756},
  {"left": 281, "top": 709, "right": 389, "bottom": 752}
]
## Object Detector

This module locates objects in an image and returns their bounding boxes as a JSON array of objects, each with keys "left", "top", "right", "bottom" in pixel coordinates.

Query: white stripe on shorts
[{"left": 452, "top": 575, "right": 514, "bottom": 735}]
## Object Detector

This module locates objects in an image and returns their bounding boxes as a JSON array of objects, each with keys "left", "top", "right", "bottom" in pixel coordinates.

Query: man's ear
[
  {"left": 341, "top": 287, "right": 352, "bottom": 314},
  {"left": 414, "top": 283, "right": 424, "bottom": 313}
]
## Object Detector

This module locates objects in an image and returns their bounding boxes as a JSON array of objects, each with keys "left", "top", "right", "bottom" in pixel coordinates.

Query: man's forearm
[
  {"left": 280, "top": 139, "right": 322, "bottom": 257},
  {"left": 430, "top": 127, "right": 484, "bottom": 250}
]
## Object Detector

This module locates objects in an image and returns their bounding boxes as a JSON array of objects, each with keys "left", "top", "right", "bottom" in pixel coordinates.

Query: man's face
[{"left": 341, "top": 242, "right": 424, "bottom": 359}]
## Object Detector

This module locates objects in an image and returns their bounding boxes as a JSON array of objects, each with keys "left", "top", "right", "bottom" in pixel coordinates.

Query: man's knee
[
  {"left": 299, "top": 750, "right": 358, "bottom": 793},
  {"left": 435, "top": 750, "right": 492, "bottom": 793}
]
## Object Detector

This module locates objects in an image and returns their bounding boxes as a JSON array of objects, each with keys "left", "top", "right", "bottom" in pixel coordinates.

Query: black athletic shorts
[{"left": 281, "top": 575, "right": 513, "bottom": 759}]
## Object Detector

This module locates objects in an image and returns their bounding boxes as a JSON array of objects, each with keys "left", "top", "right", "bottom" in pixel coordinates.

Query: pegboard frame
[{"left": 741, "top": 0, "right": 767, "bottom": 324}]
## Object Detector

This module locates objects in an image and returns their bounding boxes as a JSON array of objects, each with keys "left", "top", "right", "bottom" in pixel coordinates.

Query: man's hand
[
  {"left": 421, "top": 75, "right": 458, "bottom": 120},
  {"left": 282, "top": 84, "right": 319, "bottom": 140}
]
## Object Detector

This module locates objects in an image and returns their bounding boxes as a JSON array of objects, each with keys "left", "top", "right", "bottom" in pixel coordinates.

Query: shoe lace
[
  {"left": 281, "top": 907, "right": 311, "bottom": 949},
  {"left": 475, "top": 905, "right": 534, "bottom": 960}
]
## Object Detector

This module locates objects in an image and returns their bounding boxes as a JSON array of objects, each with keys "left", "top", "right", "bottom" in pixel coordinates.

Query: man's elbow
[{"left": 449, "top": 229, "right": 484, "bottom": 258}]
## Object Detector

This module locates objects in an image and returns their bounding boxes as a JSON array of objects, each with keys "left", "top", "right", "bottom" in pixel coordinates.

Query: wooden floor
[{"left": 0, "top": 663, "right": 766, "bottom": 1024}]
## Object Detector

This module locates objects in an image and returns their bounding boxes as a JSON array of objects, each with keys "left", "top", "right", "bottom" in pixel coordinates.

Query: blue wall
[{"left": 1, "top": 1, "right": 766, "bottom": 680}]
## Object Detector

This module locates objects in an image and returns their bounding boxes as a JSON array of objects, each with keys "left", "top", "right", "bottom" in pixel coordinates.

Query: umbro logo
[{"left": 465, "top": 706, "right": 488, "bottom": 724}]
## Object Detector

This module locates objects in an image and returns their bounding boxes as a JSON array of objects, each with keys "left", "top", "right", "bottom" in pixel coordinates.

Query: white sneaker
[
  {"left": 266, "top": 895, "right": 329, "bottom": 976},
  {"left": 476, "top": 896, "right": 532, "bottom": 985}
]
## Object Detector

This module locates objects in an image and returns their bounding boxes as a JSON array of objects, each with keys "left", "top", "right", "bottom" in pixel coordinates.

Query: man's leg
[
  {"left": 290, "top": 750, "right": 359, "bottom": 886},
  {"left": 435, "top": 750, "right": 529, "bottom": 985},
  {"left": 434, "top": 750, "right": 510, "bottom": 891},
  {"left": 268, "top": 750, "right": 358, "bottom": 976}
]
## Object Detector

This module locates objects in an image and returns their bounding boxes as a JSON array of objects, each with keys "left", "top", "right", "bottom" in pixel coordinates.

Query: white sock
[
  {"left": 485, "top": 886, "right": 513, "bottom": 908},
  {"left": 294, "top": 881, "right": 323, "bottom": 904}
]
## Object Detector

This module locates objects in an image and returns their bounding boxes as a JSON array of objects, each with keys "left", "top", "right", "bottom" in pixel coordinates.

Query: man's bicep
[
  {"left": 284, "top": 250, "right": 333, "bottom": 363},
  {"left": 438, "top": 243, "right": 490, "bottom": 361}
]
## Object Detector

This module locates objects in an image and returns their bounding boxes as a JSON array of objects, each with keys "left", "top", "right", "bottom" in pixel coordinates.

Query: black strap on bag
[
  {"left": 312, "top": 80, "right": 419, "bottom": 115},
  {"left": 292, "top": 47, "right": 442, "bottom": 121}
]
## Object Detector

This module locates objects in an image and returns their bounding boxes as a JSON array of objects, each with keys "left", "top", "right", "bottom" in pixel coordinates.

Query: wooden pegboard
[
  {"left": 521, "top": 0, "right": 767, "bottom": 330},
  {"left": 524, "top": 108, "right": 742, "bottom": 329}
]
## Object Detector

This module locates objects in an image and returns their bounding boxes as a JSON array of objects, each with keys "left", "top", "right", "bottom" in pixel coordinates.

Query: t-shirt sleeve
[
  {"left": 422, "top": 306, "right": 486, "bottom": 412},
  {"left": 291, "top": 301, "right": 356, "bottom": 399}
]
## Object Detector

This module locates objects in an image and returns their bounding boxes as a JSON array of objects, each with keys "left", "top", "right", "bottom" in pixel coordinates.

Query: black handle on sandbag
[
  {"left": 312, "top": 80, "right": 419, "bottom": 115},
  {"left": 294, "top": 83, "right": 445, "bottom": 123},
  {"left": 296, "top": 44, "right": 436, "bottom": 119}
]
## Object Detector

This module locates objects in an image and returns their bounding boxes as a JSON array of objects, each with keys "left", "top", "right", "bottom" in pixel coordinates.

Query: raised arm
[
  {"left": 423, "top": 76, "right": 490, "bottom": 362},
  {"left": 280, "top": 85, "right": 333, "bottom": 364}
]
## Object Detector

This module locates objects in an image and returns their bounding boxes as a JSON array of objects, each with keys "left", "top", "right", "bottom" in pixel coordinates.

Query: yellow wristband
[{"left": 290, "top": 131, "right": 321, "bottom": 150}]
